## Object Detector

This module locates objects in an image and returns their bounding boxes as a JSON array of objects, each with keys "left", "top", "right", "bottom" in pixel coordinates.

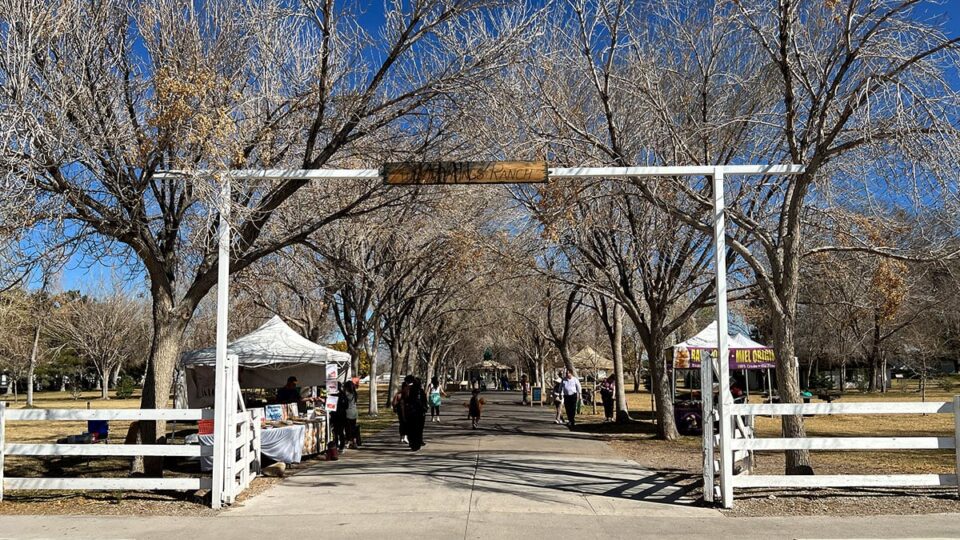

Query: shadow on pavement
[{"left": 285, "top": 391, "right": 702, "bottom": 509}]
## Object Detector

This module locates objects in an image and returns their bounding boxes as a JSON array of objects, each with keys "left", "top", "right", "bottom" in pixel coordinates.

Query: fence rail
[
  {"left": 5, "top": 409, "right": 214, "bottom": 421},
  {"left": 729, "top": 401, "right": 954, "bottom": 416},
  {"left": 0, "top": 403, "right": 226, "bottom": 501},
  {"left": 720, "top": 395, "right": 960, "bottom": 506}
]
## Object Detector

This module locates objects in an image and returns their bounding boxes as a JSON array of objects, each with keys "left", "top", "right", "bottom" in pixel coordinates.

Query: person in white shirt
[{"left": 561, "top": 369, "right": 582, "bottom": 427}]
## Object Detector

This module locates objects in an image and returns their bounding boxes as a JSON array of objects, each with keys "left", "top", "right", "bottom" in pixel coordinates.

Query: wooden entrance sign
[{"left": 382, "top": 161, "right": 548, "bottom": 185}]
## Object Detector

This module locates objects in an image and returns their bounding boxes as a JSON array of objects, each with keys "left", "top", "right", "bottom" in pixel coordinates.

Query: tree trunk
[
  {"left": 633, "top": 360, "right": 641, "bottom": 392},
  {"left": 139, "top": 297, "right": 190, "bottom": 476},
  {"left": 111, "top": 363, "right": 122, "bottom": 389},
  {"left": 644, "top": 336, "right": 678, "bottom": 440},
  {"left": 559, "top": 344, "right": 575, "bottom": 376},
  {"left": 771, "top": 315, "right": 813, "bottom": 474},
  {"left": 426, "top": 350, "right": 439, "bottom": 384},
  {"left": 611, "top": 306, "right": 629, "bottom": 423},
  {"left": 367, "top": 330, "right": 380, "bottom": 416},
  {"left": 59, "top": 375, "right": 67, "bottom": 392},
  {"left": 868, "top": 312, "right": 881, "bottom": 392},
  {"left": 880, "top": 352, "right": 887, "bottom": 393},
  {"left": 538, "top": 361, "right": 545, "bottom": 403},
  {"left": 387, "top": 340, "right": 403, "bottom": 403},
  {"left": 350, "top": 346, "right": 360, "bottom": 380},
  {"left": 27, "top": 323, "right": 41, "bottom": 407},
  {"left": 100, "top": 371, "right": 109, "bottom": 400}
]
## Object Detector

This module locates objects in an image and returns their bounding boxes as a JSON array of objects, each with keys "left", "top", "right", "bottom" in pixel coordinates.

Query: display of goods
[{"left": 198, "top": 419, "right": 215, "bottom": 435}]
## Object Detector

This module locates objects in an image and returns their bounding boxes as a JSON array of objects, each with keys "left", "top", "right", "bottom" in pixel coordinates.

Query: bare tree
[
  {"left": 545, "top": 0, "right": 960, "bottom": 471},
  {"left": 1, "top": 0, "right": 533, "bottom": 471},
  {"left": 51, "top": 289, "right": 149, "bottom": 400}
]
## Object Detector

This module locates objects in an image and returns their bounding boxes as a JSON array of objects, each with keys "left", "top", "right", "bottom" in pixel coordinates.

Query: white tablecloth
[{"left": 199, "top": 424, "right": 305, "bottom": 470}]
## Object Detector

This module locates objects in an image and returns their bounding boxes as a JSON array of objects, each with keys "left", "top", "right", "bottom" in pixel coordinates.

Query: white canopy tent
[
  {"left": 674, "top": 321, "right": 771, "bottom": 352},
  {"left": 571, "top": 347, "right": 615, "bottom": 373},
  {"left": 180, "top": 315, "right": 351, "bottom": 408}
]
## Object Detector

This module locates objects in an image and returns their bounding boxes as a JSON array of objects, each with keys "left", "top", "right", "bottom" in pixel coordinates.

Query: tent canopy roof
[
  {"left": 470, "top": 360, "right": 512, "bottom": 370},
  {"left": 180, "top": 315, "right": 350, "bottom": 368},
  {"left": 571, "top": 347, "right": 614, "bottom": 371},
  {"left": 674, "top": 321, "right": 770, "bottom": 351}
]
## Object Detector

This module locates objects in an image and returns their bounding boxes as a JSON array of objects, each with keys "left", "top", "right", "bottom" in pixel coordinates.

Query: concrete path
[{"left": 0, "top": 392, "right": 958, "bottom": 539}]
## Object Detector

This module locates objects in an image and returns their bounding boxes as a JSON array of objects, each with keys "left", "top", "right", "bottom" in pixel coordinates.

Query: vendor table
[{"left": 199, "top": 419, "right": 326, "bottom": 470}]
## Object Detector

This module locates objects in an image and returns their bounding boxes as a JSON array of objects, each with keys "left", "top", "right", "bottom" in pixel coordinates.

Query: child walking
[{"left": 466, "top": 388, "right": 485, "bottom": 429}]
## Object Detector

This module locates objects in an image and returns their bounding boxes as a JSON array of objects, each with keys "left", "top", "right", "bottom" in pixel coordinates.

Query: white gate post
[
  {"left": 712, "top": 167, "right": 734, "bottom": 508},
  {"left": 0, "top": 402, "right": 5, "bottom": 501},
  {"left": 212, "top": 178, "right": 231, "bottom": 510},
  {"left": 954, "top": 395, "right": 959, "bottom": 498}
]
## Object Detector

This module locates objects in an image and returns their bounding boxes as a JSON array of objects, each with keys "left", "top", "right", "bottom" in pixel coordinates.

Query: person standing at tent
[
  {"left": 331, "top": 382, "right": 347, "bottom": 451},
  {"left": 276, "top": 376, "right": 301, "bottom": 404},
  {"left": 561, "top": 370, "right": 582, "bottom": 427},
  {"left": 341, "top": 380, "right": 361, "bottom": 449},
  {"left": 403, "top": 378, "right": 428, "bottom": 450},
  {"left": 599, "top": 373, "right": 616, "bottom": 422},
  {"left": 427, "top": 376, "right": 446, "bottom": 423}
]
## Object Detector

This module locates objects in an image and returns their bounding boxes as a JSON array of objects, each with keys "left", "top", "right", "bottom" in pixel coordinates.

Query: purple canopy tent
[{"left": 671, "top": 322, "right": 777, "bottom": 401}]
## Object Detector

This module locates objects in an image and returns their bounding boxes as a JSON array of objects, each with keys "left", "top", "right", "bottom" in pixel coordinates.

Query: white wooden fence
[
  {"left": 223, "top": 407, "right": 262, "bottom": 505},
  {"left": 0, "top": 402, "right": 261, "bottom": 506},
  {"left": 719, "top": 396, "right": 960, "bottom": 507}
]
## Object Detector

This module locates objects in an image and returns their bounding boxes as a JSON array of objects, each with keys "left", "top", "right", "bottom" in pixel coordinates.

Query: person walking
[
  {"left": 403, "top": 377, "right": 428, "bottom": 451},
  {"left": 551, "top": 377, "right": 565, "bottom": 424},
  {"left": 599, "top": 373, "right": 616, "bottom": 422},
  {"left": 393, "top": 376, "right": 414, "bottom": 444},
  {"left": 427, "top": 376, "right": 447, "bottom": 422},
  {"left": 520, "top": 374, "right": 530, "bottom": 405},
  {"left": 342, "top": 380, "right": 361, "bottom": 448},
  {"left": 466, "top": 388, "right": 485, "bottom": 429},
  {"left": 561, "top": 369, "right": 582, "bottom": 427}
]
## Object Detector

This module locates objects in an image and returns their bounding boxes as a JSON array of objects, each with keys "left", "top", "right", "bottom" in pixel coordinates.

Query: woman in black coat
[{"left": 403, "top": 378, "right": 428, "bottom": 451}]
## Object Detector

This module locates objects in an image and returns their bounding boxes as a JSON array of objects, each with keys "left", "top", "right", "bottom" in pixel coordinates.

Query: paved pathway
[{"left": 1, "top": 392, "right": 958, "bottom": 539}]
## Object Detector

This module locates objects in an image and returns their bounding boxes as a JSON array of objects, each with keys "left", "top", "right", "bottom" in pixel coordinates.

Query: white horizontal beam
[
  {"left": 5, "top": 444, "right": 211, "bottom": 457},
  {"left": 730, "top": 401, "right": 954, "bottom": 416},
  {"left": 4, "top": 477, "right": 213, "bottom": 491},
  {"left": 730, "top": 437, "right": 955, "bottom": 451},
  {"left": 154, "top": 169, "right": 381, "bottom": 180},
  {"left": 5, "top": 409, "right": 214, "bottom": 421},
  {"left": 155, "top": 164, "right": 805, "bottom": 181},
  {"left": 548, "top": 165, "right": 804, "bottom": 178},
  {"left": 732, "top": 474, "right": 957, "bottom": 489}
]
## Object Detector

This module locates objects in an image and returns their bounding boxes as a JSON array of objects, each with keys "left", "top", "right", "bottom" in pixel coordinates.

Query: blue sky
[{"left": 47, "top": 2, "right": 960, "bottom": 294}]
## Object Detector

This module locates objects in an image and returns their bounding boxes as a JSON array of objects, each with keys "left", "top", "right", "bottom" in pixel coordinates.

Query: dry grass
[{"left": 355, "top": 384, "right": 396, "bottom": 436}]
